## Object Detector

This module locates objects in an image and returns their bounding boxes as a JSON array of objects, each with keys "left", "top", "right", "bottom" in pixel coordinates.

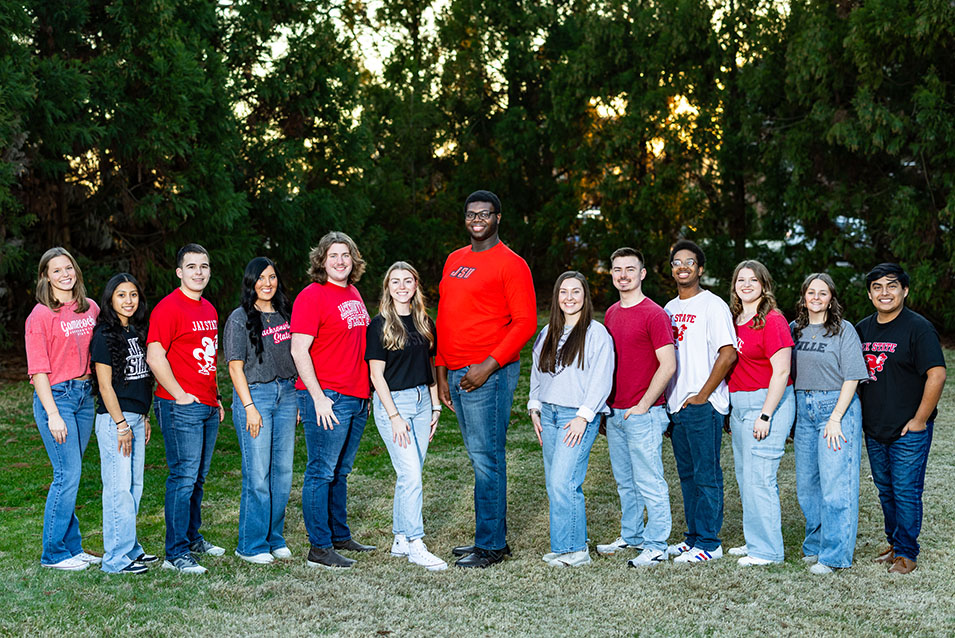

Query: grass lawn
[{"left": 2, "top": 335, "right": 954, "bottom": 637}]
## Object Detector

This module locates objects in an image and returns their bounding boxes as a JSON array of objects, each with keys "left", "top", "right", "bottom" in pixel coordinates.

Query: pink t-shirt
[
  {"left": 604, "top": 297, "right": 673, "bottom": 409},
  {"left": 729, "top": 309, "right": 794, "bottom": 393},
  {"left": 147, "top": 288, "right": 219, "bottom": 407},
  {"left": 291, "top": 282, "right": 371, "bottom": 398},
  {"left": 25, "top": 299, "right": 100, "bottom": 386}
]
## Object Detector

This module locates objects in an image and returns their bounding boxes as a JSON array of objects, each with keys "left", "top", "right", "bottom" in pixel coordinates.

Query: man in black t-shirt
[{"left": 856, "top": 263, "right": 946, "bottom": 575}]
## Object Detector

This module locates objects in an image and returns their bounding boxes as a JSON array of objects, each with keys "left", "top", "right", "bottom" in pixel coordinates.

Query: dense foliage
[{"left": 1, "top": 0, "right": 953, "bottom": 336}]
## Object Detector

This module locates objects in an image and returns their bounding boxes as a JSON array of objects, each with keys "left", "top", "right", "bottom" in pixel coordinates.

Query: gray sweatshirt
[{"left": 527, "top": 320, "right": 615, "bottom": 421}]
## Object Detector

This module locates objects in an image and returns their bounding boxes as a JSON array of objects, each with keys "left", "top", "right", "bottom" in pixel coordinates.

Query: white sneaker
[
  {"left": 542, "top": 552, "right": 559, "bottom": 563},
  {"left": 162, "top": 555, "right": 208, "bottom": 574},
  {"left": 809, "top": 562, "right": 834, "bottom": 575},
  {"left": 41, "top": 556, "right": 89, "bottom": 571},
  {"left": 628, "top": 548, "right": 667, "bottom": 567},
  {"left": 549, "top": 549, "right": 592, "bottom": 568},
  {"left": 75, "top": 551, "right": 102, "bottom": 565},
  {"left": 596, "top": 537, "right": 641, "bottom": 556},
  {"left": 190, "top": 539, "right": 225, "bottom": 557},
  {"left": 666, "top": 541, "right": 691, "bottom": 557},
  {"left": 738, "top": 555, "right": 778, "bottom": 566},
  {"left": 674, "top": 546, "right": 723, "bottom": 563},
  {"left": 391, "top": 534, "right": 409, "bottom": 557},
  {"left": 728, "top": 545, "right": 748, "bottom": 556},
  {"left": 802, "top": 554, "right": 819, "bottom": 564},
  {"left": 235, "top": 550, "right": 274, "bottom": 564},
  {"left": 407, "top": 539, "right": 447, "bottom": 571},
  {"left": 271, "top": 547, "right": 293, "bottom": 560}
]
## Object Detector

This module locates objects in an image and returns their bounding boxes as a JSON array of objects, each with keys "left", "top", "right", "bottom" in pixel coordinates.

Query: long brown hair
[
  {"left": 792, "top": 272, "right": 844, "bottom": 340},
  {"left": 729, "top": 259, "right": 777, "bottom": 329},
  {"left": 378, "top": 261, "right": 434, "bottom": 351},
  {"left": 307, "top": 231, "right": 366, "bottom": 285},
  {"left": 36, "top": 247, "right": 90, "bottom": 313},
  {"left": 538, "top": 271, "right": 593, "bottom": 373}
]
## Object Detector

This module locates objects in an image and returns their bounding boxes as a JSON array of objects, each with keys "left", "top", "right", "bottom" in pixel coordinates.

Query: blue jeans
[
  {"left": 606, "top": 405, "right": 671, "bottom": 552},
  {"left": 448, "top": 361, "right": 520, "bottom": 551},
  {"left": 540, "top": 404, "right": 600, "bottom": 554},
  {"left": 373, "top": 385, "right": 433, "bottom": 540},
  {"left": 794, "top": 391, "right": 862, "bottom": 568},
  {"left": 233, "top": 379, "right": 297, "bottom": 556},
  {"left": 96, "top": 411, "right": 147, "bottom": 572},
  {"left": 155, "top": 397, "right": 219, "bottom": 560},
  {"left": 730, "top": 386, "right": 795, "bottom": 562},
  {"left": 299, "top": 389, "right": 368, "bottom": 548},
  {"left": 865, "top": 423, "right": 934, "bottom": 561},
  {"left": 669, "top": 401, "right": 724, "bottom": 551},
  {"left": 34, "top": 380, "right": 94, "bottom": 564}
]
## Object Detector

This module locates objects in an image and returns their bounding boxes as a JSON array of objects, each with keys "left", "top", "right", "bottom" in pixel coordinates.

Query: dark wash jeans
[
  {"left": 154, "top": 397, "right": 219, "bottom": 560},
  {"left": 299, "top": 389, "right": 368, "bottom": 548},
  {"left": 865, "top": 422, "right": 934, "bottom": 561},
  {"left": 448, "top": 361, "right": 520, "bottom": 551},
  {"left": 669, "top": 401, "right": 725, "bottom": 551}
]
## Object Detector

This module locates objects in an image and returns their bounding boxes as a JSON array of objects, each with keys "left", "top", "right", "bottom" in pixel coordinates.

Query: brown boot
[
  {"left": 874, "top": 545, "right": 895, "bottom": 563},
  {"left": 888, "top": 555, "right": 917, "bottom": 574}
]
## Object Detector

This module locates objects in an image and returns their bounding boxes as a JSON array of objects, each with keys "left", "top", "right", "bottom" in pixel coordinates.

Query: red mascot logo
[{"left": 865, "top": 352, "right": 888, "bottom": 381}]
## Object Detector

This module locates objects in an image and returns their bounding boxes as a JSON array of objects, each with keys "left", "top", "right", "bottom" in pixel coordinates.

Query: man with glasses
[
  {"left": 856, "top": 263, "right": 946, "bottom": 574},
  {"left": 663, "top": 239, "right": 737, "bottom": 563},
  {"left": 435, "top": 190, "right": 536, "bottom": 568}
]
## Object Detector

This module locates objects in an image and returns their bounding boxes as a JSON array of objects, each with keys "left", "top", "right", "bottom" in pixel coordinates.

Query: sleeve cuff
[
  {"left": 527, "top": 399, "right": 542, "bottom": 412},
  {"left": 576, "top": 406, "right": 596, "bottom": 422}
]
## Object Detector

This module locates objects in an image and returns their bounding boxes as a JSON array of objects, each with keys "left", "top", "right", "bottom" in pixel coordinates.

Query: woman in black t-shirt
[
  {"left": 91, "top": 273, "right": 155, "bottom": 574},
  {"left": 366, "top": 262, "right": 446, "bottom": 571}
]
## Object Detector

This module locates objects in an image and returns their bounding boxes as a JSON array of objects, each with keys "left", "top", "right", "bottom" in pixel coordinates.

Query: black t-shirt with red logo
[{"left": 856, "top": 307, "right": 946, "bottom": 444}]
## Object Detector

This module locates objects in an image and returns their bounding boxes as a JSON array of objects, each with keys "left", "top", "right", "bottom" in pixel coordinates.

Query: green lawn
[{"left": 2, "top": 342, "right": 954, "bottom": 637}]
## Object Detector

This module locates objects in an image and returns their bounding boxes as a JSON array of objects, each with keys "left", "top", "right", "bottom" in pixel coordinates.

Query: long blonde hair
[
  {"left": 36, "top": 247, "right": 90, "bottom": 313},
  {"left": 379, "top": 261, "right": 434, "bottom": 351},
  {"left": 729, "top": 259, "right": 777, "bottom": 329}
]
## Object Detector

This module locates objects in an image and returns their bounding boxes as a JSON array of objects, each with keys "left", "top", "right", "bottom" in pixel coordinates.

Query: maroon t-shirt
[{"left": 604, "top": 297, "right": 674, "bottom": 409}]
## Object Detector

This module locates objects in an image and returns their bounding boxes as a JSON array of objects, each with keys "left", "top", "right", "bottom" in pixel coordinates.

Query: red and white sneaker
[{"left": 674, "top": 545, "right": 723, "bottom": 563}]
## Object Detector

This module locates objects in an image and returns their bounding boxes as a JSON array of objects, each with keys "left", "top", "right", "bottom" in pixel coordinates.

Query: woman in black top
[
  {"left": 91, "top": 273, "right": 155, "bottom": 574},
  {"left": 366, "top": 261, "right": 446, "bottom": 571}
]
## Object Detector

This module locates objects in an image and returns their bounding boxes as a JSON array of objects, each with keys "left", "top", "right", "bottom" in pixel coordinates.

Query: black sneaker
[
  {"left": 306, "top": 546, "right": 356, "bottom": 569},
  {"left": 133, "top": 552, "right": 160, "bottom": 565},
  {"left": 120, "top": 562, "right": 149, "bottom": 575},
  {"left": 332, "top": 538, "right": 376, "bottom": 552}
]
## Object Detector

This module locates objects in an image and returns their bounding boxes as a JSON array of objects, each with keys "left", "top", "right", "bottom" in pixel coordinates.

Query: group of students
[{"left": 26, "top": 189, "right": 946, "bottom": 578}]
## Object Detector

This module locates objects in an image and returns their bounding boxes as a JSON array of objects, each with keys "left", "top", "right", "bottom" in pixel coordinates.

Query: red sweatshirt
[{"left": 436, "top": 242, "right": 536, "bottom": 370}]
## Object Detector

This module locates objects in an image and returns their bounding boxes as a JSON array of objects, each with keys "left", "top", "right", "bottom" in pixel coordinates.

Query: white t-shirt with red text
[{"left": 664, "top": 289, "right": 736, "bottom": 415}]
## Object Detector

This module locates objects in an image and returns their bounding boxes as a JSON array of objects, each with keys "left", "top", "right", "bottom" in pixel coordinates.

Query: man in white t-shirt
[{"left": 663, "top": 240, "right": 737, "bottom": 563}]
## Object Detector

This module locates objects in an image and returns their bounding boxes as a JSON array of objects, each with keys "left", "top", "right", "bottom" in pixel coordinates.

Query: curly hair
[
  {"left": 729, "top": 260, "right": 778, "bottom": 329},
  {"left": 240, "top": 257, "right": 293, "bottom": 362},
  {"left": 93, "top": 273, "right": 150, "bottom": 389},
  {"left": 792, "top": 272, "right": 844, "bottom": 341},
  {"left": 307, "top": 231, "right": 366, "bottom": 285}
]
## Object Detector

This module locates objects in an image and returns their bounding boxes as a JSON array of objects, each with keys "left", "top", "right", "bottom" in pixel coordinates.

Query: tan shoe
[
  {"left": 874, "top": 545, "right": 895, "bottom": 563},
  {"left": 888, "top": 555, "right": 917, "bottom": 574}
]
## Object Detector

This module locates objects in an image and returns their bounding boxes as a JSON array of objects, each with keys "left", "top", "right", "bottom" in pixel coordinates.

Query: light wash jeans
[
  {"left": 794, "top": 391, "right": 862, "bottom": 568},
  {"left": 730, "top": 386, "right": 796, "bottom": 562},
  {"left": 540, "top": 403, "right": 600, "bottom": 554},
  {"left": 34, "top": 380, "right": 95, "bottom": 565},
  {"left": 448, "top": 361, "right": 520, "bottom": 551},
  {"left": 96, "top": 411, "right": 147, "bottom": 572},
  {"left": 232, "top": 378, "right": 297, "bottom": 556},
  {"left": 606, "top": 405, "right": 671, "bottom": 552},
  {"left": 373, "top": 385, "right": 433, "bottom": 540}
]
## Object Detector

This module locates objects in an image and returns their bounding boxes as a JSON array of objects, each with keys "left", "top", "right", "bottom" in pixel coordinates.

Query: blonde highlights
[
  {"left": 729, "top": 259, "right": 777, "bottom": 329},
  {"left": 36, "top": 247, "right": 90, "bottom": 313},
  {"left": 379, "top": 261, "right": 434, "bottom": 351}
]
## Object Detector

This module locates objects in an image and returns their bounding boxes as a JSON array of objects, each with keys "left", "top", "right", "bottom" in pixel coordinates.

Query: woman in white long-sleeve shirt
[{"left": 528, "top": 271, "right": 615, "bottom": 568}]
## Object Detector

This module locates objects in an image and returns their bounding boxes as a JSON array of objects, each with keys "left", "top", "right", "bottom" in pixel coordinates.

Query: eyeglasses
[
  {"left": 671, "top": 258, "right": 698, "bottom": 268},
  {"left": 465, "top": 210, "right": 495, "bottom": 221}
]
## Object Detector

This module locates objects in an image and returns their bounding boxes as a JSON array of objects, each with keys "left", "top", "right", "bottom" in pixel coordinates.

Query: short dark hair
[
  {"left": 177, "top": 243, "right": 209, "bottom": 269},
  {"left": 464, "top": 190, "right": 502, "bottom": 215},
  {"left": 610, "top": 247, "right": 645, "bottom": 268},
  {"left": 865, "top": 263, "right": 909, "bottom": 289},
  {"left": 669, "top": 239, "right": 705, "bottom": 267}
]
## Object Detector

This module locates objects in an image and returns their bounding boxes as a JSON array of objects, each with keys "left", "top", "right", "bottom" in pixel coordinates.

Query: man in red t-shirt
[
  {"left": 435, "top": 190, "right": 537, "bottom": 568},
  {"left": 596, "top": 248, "right": 676, "bottom": 567},
  {"left": 290, "top": 231, "right": 374, "bottom": 570},
  {"left": 146, "top": 243, "right": 224, "bottom": 574}
]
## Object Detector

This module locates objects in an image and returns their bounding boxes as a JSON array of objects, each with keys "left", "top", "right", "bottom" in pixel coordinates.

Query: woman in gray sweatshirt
[{"left": 528, "top": 271, "right": 615, "bottom": 568}]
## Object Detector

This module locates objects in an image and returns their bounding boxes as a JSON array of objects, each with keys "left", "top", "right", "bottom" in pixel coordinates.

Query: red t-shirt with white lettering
[
  {"left": 291, "top": 282, "right": 371, "bottom": 398},
  {"left": 604, "top": 297, "right": 673, "bottom": 409},
  {"left": 147, "top": 288, "right": 219, "bottom": 406},
  {"left": 729, "top": 309, "right": 794, "bottom": 393}
]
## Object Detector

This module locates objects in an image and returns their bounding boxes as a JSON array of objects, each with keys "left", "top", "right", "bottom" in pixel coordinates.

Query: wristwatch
[{"left": 758, "top": 413, "right": 770, "bottom": 422}]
